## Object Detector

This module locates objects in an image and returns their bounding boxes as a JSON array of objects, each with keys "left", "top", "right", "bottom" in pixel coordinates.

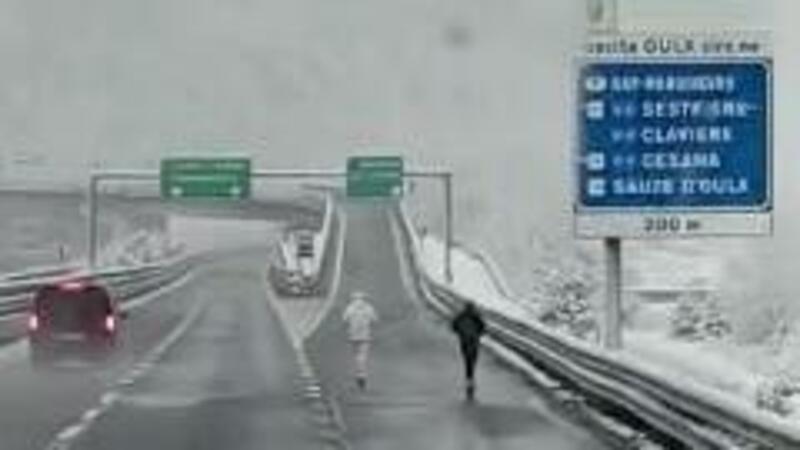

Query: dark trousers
[{"left": 459, "top": 340, "right": 480, "bottom": 381}]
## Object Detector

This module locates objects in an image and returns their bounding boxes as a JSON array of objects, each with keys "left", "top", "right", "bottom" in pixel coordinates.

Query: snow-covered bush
[
  {"left": 669, "top": 294, "right": 731, "bottom": 341},
  {"left": 538, "top": 284, "right": 597, "bottom": 339},
  {"left": 534, "top": 258, "right": 600, "bottom": 340},
  {"left": 755, "top": 373, "right": 800, "bottom": 417}
]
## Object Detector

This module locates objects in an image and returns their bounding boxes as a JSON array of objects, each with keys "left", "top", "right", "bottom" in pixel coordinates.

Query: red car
[{"left": 27, "top": 279, "right": 124, "bottom": 365}]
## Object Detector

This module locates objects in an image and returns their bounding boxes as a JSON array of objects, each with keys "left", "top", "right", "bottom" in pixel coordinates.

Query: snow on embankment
[
  {"left": 418, "top": 235, "right": 512, "bottom": 312},
  {"left": 410, "top": 215, "right": 800, "bottom": 424}
]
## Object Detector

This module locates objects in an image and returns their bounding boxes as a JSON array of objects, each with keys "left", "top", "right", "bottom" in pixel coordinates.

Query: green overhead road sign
[
  {"left": 346, "top": 156, "right": 404, "bottom": 198},
  {"left": 161, "top": 158, "right": 251, "bottom": 199}
]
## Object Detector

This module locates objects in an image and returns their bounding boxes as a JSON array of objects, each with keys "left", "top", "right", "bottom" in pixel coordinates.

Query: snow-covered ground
[
  {"left": 0, "top": 192, "right": 171, "bottom": 275},
  {"left": 97, "top": 229, "right": 177, "bottom": 267},
  {"left": 415, "top": 227, "right": 800, "bottom": 421},
  {"left": 420, "top": 236, "right": 508, "bottom": 310}
]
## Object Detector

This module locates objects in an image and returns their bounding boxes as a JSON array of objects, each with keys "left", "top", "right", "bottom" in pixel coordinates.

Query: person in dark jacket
[{"left": 451, "top": 302, "right": 486, "bottom": 400}]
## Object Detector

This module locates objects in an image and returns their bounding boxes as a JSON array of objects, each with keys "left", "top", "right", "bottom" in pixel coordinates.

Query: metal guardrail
[
  {"left": 0, "top": 254, "right": 197, "bottom": 318},
  {"left": 0, "top": 265, "right": 77, "bottom": 283},
  {"left": 394, "top": 205, "right": 800, "bottom": 449}
]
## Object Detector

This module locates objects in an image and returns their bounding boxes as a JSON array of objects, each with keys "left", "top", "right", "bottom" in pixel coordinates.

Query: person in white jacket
[{"left": 342, "top": 291, "right": 379, "bottom": 390}]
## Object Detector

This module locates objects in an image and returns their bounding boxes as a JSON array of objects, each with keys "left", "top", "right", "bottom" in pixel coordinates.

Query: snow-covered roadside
[
  {"left": 0, "top": 228, "right": 176, "bottom": 282},
  {"left": 97, "top": 230, "right": 177, "bottom": 267},
  {"left": 419, "top": 236, "right": 510, "bottom": 311},
  {"left": 414, "top": 227, "right": 800, "bottom": 423},
  {"left": 625, "top": 329, "right": 800, "bottom": 420}
]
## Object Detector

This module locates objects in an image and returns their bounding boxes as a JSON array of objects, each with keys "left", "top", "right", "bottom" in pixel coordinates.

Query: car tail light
[
  {"left": 104, "top": 315, "right": 117, "bottom": 333},
  {"left": 27, "top": 315, "right": 39, "bottom": 332},
  {"left": 59, "top": 281, "right": 85, "bottom": 292}
]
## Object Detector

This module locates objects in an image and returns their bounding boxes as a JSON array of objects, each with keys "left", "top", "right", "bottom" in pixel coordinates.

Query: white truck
[{"left": 271, "top": 228, "right": 319, "bottom": 296}]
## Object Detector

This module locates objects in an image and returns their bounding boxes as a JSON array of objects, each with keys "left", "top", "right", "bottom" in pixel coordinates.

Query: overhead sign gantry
[{"left": 86, "top": 156, "right": 455, "bottom": 283}]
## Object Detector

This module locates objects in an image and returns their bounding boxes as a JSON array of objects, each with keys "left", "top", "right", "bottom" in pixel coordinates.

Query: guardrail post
[
  {"left": 88, "top": 174, "right": 100, "bottom": 268},
  {"left": 604, "top": 237, "right": 623, "bottom": 349}
]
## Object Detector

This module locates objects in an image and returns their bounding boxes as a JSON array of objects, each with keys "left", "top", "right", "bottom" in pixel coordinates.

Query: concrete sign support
[{"left": 577, "top": 23, "right": 772, "bottom": 349}]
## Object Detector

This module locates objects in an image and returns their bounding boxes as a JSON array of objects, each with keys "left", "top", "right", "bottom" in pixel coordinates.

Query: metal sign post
[
  {"left": 604, "top": 237, "right": 622, "bottom": 349},
  {"left": 86, "top": 166, "right": 455, "bottom": 284}
]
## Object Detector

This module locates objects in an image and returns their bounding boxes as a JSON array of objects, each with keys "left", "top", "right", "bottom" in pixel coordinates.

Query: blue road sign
[{"left": 577, "top": 61, "right": 771, "bottom": 211}]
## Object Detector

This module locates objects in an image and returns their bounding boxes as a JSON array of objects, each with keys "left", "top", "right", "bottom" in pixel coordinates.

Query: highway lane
[
  {"left": 0, "top": 193, "right": 331, "bottom": 450},
  {"left": 65, "top": 254, "right": 322, "bottom": 450},
  {"left": 0, "top": 265, "right": 196, "bottom": 450},
  {"left": 306, "top": 200, "right": 611, "bottom": 450}
]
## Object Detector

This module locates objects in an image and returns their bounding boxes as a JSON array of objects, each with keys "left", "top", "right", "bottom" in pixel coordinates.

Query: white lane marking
[
  {"left": 81, "top": 408, "right": 103, "bottom": 423},
  {"left": 55, "top": 425, "right": 84, "bottom": 442},
  {"left": 41, "top": 298, "right": 207, "bottom": 450},
  {"left": 116, "top": 377, "right": 136, "bottom": 387},
  {"left": 303, "top": 208, "right": 347, "bottom": 340},
  {"left": 122, "top": 270, "right": 196, "bottom": 312}
]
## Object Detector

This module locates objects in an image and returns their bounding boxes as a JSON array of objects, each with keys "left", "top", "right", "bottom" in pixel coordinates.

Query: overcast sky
[{"left": 620, "top": 0, "right": 773, "bottom": 30}]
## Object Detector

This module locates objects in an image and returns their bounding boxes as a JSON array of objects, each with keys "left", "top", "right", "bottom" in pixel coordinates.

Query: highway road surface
[
  {"left": 0, "top": 199, "right": 613, "bottom": 449},
  {"left": 0, "top": 254, "right": 325, "bottom": 450},
  {"left": 306, "top": 200, "right": 611, "bottom": 450}
]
